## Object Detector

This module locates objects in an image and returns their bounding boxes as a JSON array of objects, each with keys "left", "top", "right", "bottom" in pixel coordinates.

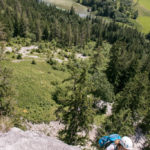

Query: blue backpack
[{"left": 99, "top": 134, "right": 121, "bottom": 148}]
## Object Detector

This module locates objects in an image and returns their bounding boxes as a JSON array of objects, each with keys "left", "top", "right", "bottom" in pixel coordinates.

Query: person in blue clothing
[{"left": 106, "top": 136, "right": 133, "bottom": 150}]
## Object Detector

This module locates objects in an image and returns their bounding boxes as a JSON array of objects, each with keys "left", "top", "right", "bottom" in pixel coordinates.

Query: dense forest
[
  {"left": 78, "top": 0, "right": 138, "bottom": 23},
  {"left": 0, "top": 0, "right": 150, "bottom": 149}
]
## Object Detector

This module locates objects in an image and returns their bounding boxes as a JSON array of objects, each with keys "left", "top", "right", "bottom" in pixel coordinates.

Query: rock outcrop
[{"left": 0, "top": 127, "right": 81, "bottom": 150}]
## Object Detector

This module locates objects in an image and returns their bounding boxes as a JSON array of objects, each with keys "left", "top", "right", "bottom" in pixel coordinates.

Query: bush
[
  {"left": 31, "top": 59, "right": 36, "bottom": 65},
  {"left": 17, "top": 54, "right": 22, "bottom": 59},
  {"left": 6, "top": 51, "right": 10, "bottom": 55},
  {"left": 0, "top": 116, "right": 13, "bottom": 132},
  {"left": 12, "top": 55, "right": 15, "bottom": 59}
]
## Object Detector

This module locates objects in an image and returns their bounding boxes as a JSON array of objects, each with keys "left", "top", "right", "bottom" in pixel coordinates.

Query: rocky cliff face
[{"left": 0, "top": 128, "right": 81, "bottom": 150}]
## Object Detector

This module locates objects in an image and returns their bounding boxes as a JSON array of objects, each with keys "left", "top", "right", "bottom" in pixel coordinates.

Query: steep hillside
[{"left": 1, "top": 0, "right": 150, "bottom": 148}]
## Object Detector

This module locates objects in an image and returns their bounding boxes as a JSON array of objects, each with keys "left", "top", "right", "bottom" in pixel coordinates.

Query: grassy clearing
[
  {"left": 138, "top": 0, "right": 150, "bottom": 10},
  {"left": 137, "top": 16, "right": 150, "bottom": 33},
  {"left": 134, "top": 0, "right": 150, "bottom": 33},
  {"left": 3, "top": 59, "right": 68, "bottom": 123}
]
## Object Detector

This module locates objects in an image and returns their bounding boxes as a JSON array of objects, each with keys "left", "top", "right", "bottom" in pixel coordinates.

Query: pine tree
[
  {"left": 42, "top": 26, "right": 49, "bottom": 40},
  {"left": 19, "top": 17, "right": 27, "bottom": 37},
  {"left": 0, "top": 22, "right": 6, "bottom": 41},
  {"left": 13, "top": 16, "right": 20, "bottom": 37},
  {"left": 98, "top": 72, "right": 150, "bottom": 140},
  {"left": 70, "top": 6, "right": 75, "bottom": 15},
  {"left": 89, "top": 46, "right": 114, "bottom": 102},
  {"left": 35, "top": 20, "right": 42, "bottom": 41},
  {"left": 114, "top": 72, "right": 150, "bottom": 121},
  {"left": 67, "top": 24, "right": 72, "bottom": 47},
  {"left": 57, "top": 60, "right": 95, "bottom": 145}
]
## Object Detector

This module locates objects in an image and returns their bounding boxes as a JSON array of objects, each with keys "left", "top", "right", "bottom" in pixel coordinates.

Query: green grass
[
  {"left": 133, "top": 0, "right": 150, "bottom": 33},
  {"left": 138, "top": 0, "right": 150, "bottom": 10},
  {"left": 137, "top": 16, "right": 150, "bottom": 33},
  {"left": 3, "top": 59, "right": 68, "bottom": 123}
]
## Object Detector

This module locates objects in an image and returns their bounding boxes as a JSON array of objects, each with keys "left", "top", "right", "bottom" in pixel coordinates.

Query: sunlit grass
[
  {"left": 133, "top": 0, "right": 150, "bottom": 33},
  {"left": 137, "top": 16, "right": 150, "bottom": 33},
  {"left": 3, "top": 59, "right": 68, "bottom": 123}
]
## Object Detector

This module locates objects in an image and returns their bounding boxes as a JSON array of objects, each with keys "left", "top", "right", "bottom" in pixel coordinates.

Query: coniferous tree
[
  {"left": 19, "top": 17, "right": 27, "bottom": 37},
  {"left": 97, "top": 72, "right": 150, "bottom": 141},
  {"left": 13, "top": 16, "right": 20, "bottom": 37},
  {"left": 90, "top": 46, "right": 114, "bottom": 102},
  {"left": 57, "top": 60, "right": 95, "bottom": 145},
  {"left": 0, "top": 25, "right": 14, "bottom": 116},
  {"left": 42, "top": 26, "right": 49, "bottom": 40},
  {"left": 70, "top": 6, "right": 75, "bottom": 15},
  {"left": 35, "top": 20, "right": 42, "bottom": 41}
]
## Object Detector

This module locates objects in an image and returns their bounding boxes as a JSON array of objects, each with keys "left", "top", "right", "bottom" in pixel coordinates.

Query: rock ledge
[{"left": 0, "top": 127, "right": 81, "bottom": 150}]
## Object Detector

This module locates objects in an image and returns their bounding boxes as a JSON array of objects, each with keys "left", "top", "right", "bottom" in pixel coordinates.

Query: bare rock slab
[{"left": 0, "top": 128, "right": 81, "bottom": 150}]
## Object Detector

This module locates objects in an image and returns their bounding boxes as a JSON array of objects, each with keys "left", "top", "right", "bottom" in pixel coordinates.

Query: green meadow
[
  {"left": 136, "top": 16, "right": 150, "bottom": 33},
  {"left": 134, "top": 0, "right": 150, "bottom": 33},
  {"left": 138, "top": 0, "right": 150, "bottom": 10},
  {"left": 3, "top": 58, "right": 68, "bottom": 123}
]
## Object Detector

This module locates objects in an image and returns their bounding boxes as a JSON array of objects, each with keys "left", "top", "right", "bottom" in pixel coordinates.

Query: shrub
[
  {"left": 6, "top": 51, "right": 10, "bottom": 54},
  {"left": 12, "top": 55, "right": 15, "bottom": 59},
  {"left": 17, "top": 54, "right": 22, "bottom": 59},
  {"left": 0, "top": 116, "right": 13, "bottom": 132},
  {"left": 31, "top": 59, "right": 36, "bottom": 65}
]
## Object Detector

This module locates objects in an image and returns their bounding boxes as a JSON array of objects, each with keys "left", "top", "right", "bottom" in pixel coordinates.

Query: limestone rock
[{"left": 0, "top": 127, "right": 81, "bottom": 150}]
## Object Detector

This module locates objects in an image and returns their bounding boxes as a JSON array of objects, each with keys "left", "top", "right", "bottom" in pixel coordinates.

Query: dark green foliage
[
  {"left": 0, "top": 23, "right": 6, "bottom": 40},
  {"left": 56, "top": 61, "right": 95, "bottom": 145},
  {"left": 17, "top": 54, "right": 22, "bottom": 59},
  {"left": 114, "top": 72, "right": 150, "bottom": 121},
  {"left": 79, "top": 0, "right": 138, "bottom": 23},
  {"left": 0, "top": 67, "right": 14, "bottom": 116},
  {"left": 70, "top": 6, "right": 75, "bottom": 15},
  {"left": 31, "top": 59, "right": 36, "bottom": 65},
  {"left": 0, "top": 0, "right": 91, "bottom": 47},
  {"left": 146, "top": 32, "right": 150, "bottom": 40},
  {"left": 97, "top": 72, "right": 150, "bottom": 143},
  {"left": 106, "top": 42, "right": 138, "bottom": 93},
  {"left": 98, "top": 109, "right": 134, "bottom": 137},
  {"left": 0, "top": 37, "right": 14, "bottom": 116},
  {"left": 42, "top": 26, "right": 49, "bottom": 41},
  {"left": 90, "top": 46, "right": 114, "bottom": 102}
]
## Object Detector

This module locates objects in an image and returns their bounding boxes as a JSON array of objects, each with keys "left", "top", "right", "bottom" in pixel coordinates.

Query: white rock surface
[
  {"left": 4, "top": 47, "right": 13, "bottom": 53},
  {"left": 96, "top": 100, "right": 113, "bottom": 116},
  {"left": 76, "top": 53, "right": 88, "bottom": 59},
  {"left": 18, "top": 46, "right": 38, "bottom": 57},
  {"left": 25, "top": 121, "right": 65, "bottom": 137},
  {"left": 0, "top": 127, "right": 81, "bottom": 150}
]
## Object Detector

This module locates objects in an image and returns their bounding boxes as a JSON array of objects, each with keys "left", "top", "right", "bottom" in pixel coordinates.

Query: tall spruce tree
[
  {"left": 90, "top": 46, "right": 114, "bottom": 102},
  {"left": 57, "top": 60, "right": 95, "bottom": 145}
]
